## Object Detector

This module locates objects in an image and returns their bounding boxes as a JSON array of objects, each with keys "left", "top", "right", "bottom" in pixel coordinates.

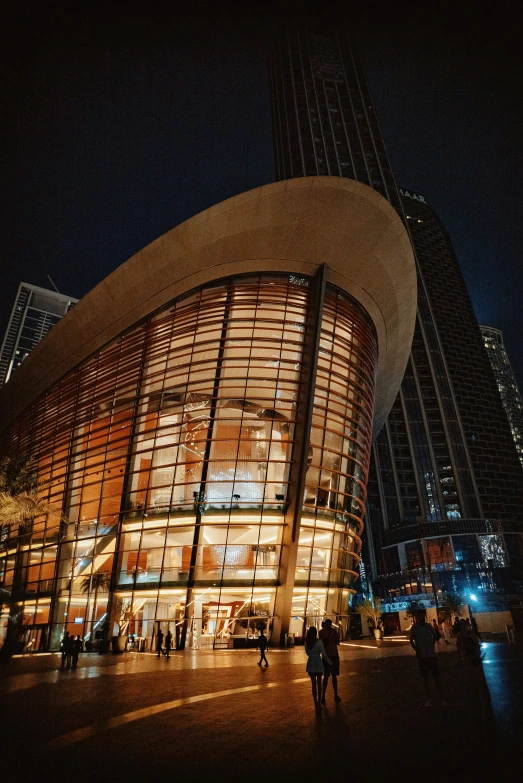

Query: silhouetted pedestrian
[
  {"left": 319, "top": 618, "right": 341, "bottom": 703},
  {"left": 305, "top": 626, "right": 331, "bottom": 711},
  {"left": 164, "top": 631, "right": 173, "bottom": 659},
  {"left": 156, "top": 629, "right": 164, "bottom": 658},
  {"left": 60, "top": 631, "right": 70, "bottom": 668},
  {"left": 410, "top": 611, "right": 446, "bottom": 707},
  {"left": 62, "top": 632, "right": 74, "bottom": 669},
  {"left": 72, "top": 636, "right": 82, "bottom": 668},
  {"left": 432, "top": 619, "right": 442, "bottom": 645},
  {"left": 256, "top": 630, "right": 269, "bottom": 667},
  {"left": 470, "top": 616, "right": 480, "bottom": 640},
  {"left": 457, "top": 618, "right": 481, "bottom": 671},
  {"left": 452, "top": 618, "right": 461, "bottom": 637}
]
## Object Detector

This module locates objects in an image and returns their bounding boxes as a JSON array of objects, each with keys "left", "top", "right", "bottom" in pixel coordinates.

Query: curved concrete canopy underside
[{"left": 0, "top": 177, "right": 416, "bottom": 435}]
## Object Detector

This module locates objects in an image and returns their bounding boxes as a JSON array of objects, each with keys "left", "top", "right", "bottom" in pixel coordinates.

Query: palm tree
[
  {"left": 80, "top": 570, "right": 110, "bottom": 642},
  {"left": 0, "top": 456, "right": 63, "bottom": 535},
  {"left": 0, "top": 456, "right": 64, "bottom": 599},
  {"left": 0, "top": 457, "right": 65, "bottom": 661}
]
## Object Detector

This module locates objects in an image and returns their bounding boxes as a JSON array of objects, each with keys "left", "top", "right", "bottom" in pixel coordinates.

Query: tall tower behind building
[
  {"left": 268, "top": 26, "right": 523, "bottom": 614},
  {"left": 481, "top": 325, "right": 523, "bottom": 468},
  {"left": 0, "top": 283, "right": 78, "bottom": 388}
]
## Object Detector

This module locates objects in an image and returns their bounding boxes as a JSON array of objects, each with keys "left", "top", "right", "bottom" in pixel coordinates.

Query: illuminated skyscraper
[
  {"left": 481, "top": 326, "right": 523, "bottom": 468},
  {"left": 0, "top": 283, "right": 77, "bottom": 388},
  {"left": 269, "top": 26, "right": 523, "bottom": 616}
]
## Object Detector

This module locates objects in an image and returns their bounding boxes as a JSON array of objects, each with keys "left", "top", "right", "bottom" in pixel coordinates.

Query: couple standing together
[{"left": 305, "top": 619, "right": 341, "bottom": 710}]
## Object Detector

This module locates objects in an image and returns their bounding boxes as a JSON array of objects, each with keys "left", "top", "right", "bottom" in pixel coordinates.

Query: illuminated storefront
[{"left": 0, "top": 178, "right": 416, "bottom": 651}]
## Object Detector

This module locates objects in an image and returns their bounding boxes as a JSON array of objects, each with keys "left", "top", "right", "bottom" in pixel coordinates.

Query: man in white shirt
[{"left": 409, "top": 611, "right": 447, "bottom": 707}]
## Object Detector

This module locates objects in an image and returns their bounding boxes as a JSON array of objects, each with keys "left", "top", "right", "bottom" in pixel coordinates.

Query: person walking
[
  {"left": 156, "top": 628, "right": 164, "bottom": 658},
  {"left": 456, "top": 618, "right": 481, "bottom": 671},
  {"left": 410, "top": 611, "right": 447, "bottom": 707},
  {"left": 256, "top": 629, "right": 269, "bottom": 667},
  {"left": 60, "top": 631, "right": 70, "bottom": 669},
  {"left": 164, "top": 631, "right": 173, "bottom": 659},
  {"left": 432, "top": 619, "right": 442, "bottom": 645},
  {"left": 319, "top": 618, "right": 341, "bottom": 703},
  {"left": 305, "top": 626, "right": 331, "bottom": 711},
  {"left": 440, "top": 618, "right": 451, "bottom": 645},
  {"left": 71, "top": 636, "right": 82, "bottom": 668},
  {"left": 470, "top": 616, "right": 481, "bottom": 641},
  {"left": 63, "top": 632, "right": 74, "bottom": 669}
]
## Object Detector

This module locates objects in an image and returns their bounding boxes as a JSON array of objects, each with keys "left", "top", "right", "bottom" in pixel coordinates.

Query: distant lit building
[
  {"left": 481, "top": 326, "right": 523, "bottom": 468},
  {"left": 0, "top": 283, "right": 77, "bottom": 388}
]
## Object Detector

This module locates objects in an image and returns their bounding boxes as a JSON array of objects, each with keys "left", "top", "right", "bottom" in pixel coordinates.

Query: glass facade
[
  {"left": 0, "top": 274, "right": 377, "bottom": 651},
  {"left": 481, "top": 326, "right": 523, "bottom": 468}
]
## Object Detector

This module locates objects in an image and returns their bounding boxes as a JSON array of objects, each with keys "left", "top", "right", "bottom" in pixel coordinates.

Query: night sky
[{"left": 3, "top": 1, "right": 522, "bottom": 385}]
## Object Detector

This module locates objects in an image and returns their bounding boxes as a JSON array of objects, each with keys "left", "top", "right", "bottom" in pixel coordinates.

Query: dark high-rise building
[
  {"left": 269, "top": 27, "right": 523, "bottom": 620},
  {"left": 0, "top": 283, "right": 77, "bottom": 388},
  {"left": 481, "top": 325, "right": 523, "bottom": 468},
  {"left": 269, "top": 27, "right": 402, "bottom": 212}
]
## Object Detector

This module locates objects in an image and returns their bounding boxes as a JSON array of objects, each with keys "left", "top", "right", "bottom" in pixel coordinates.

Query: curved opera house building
[{"left": 0, "top": 178, "right": 416, "bottom": 652}]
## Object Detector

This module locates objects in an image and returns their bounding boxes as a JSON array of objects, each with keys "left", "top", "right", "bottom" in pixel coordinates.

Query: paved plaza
[{"left": 1, "top": 638, "right": 522, "bottom": 780}]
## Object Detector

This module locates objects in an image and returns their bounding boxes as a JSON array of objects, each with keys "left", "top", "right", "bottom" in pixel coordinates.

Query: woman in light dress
[
  {"left": 440, "top": 618, "right": 452, "bottom": 645},
  {"left": 305, "top": 626, "right": 331, "bottom": 709}
]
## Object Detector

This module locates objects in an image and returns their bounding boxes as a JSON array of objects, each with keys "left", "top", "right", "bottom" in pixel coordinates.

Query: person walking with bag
[{"left": 304, "top": 626, "right": 331, "bottom": 711}]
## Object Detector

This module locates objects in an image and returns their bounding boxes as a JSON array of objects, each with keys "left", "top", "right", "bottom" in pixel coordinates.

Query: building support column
[
  {"left": 271, "top": 265, "right": 326, "bottom": 647},
  {"left": 180, "top": 284, "right": 233, "bottom": 651}
]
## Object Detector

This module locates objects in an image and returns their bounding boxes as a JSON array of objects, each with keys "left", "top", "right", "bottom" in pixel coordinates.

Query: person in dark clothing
[
  {"left": 319, "top": 619, "right": 341, "bottom": 703},
  {"left": 432, "top": 619, "right": 442, "bottom": 644},
  {"left": 156, "top": 629, "right": 164, "bottom": 658},
  {"left": 60, "top": 631, "right": 70, "bottom": 668},
  {"left": 72, "top": 636, "right": 82, "bottom": 668},
  {"left": 410, "top": 611, "right": 446, "bottom": 707},
  {"left": 470, "top": 616, "right": 481, "bottom": 640},
  {"left": 164, "top": 631, "right": 173, "bottom": 659},
  {"left": 257, "top": 630, "right": 269, "bottom": 667},
  {"left": 63, "top": 632, "right": 74, "bottom": 669}
]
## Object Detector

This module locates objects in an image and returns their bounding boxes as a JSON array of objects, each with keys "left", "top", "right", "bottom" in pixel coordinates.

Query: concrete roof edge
[{"left": 0, "top": 177, "right": 416, "bottom": 437}]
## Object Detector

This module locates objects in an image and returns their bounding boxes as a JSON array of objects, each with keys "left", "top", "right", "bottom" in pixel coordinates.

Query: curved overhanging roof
[{"left": 0, "top": 177, "right": 416, "bottom": 435}]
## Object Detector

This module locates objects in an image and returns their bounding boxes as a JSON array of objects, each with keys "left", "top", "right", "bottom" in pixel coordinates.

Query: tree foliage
[
  {"left": 80, "top": 570, "right": 110, "bottom": 596},
  {"left": 439, "top": 592, "right": 463, "bottom": 618},
  {"left": 356, "top": 596, "right": 383, "bottom": 628},
  {"left": 0, "top": 456, "right": 64, "bottom": 531}
]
